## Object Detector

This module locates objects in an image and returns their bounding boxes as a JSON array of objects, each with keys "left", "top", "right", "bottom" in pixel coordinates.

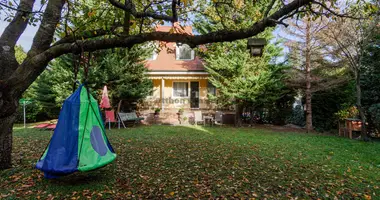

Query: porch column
[{"left": 161, "top": 78, "right": 164, "bottom": 111}]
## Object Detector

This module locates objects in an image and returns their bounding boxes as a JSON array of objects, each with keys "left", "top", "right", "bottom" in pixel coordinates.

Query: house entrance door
[{"left": 190, "top": 82, "right": 199, "bottom": 109}]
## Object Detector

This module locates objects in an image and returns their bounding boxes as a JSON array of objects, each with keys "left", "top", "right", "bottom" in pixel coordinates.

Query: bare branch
[
  {"left": 311, "top": 1, "right": 366, "bottom": 20},
  {"left": 269, "top": 19, "right": 289, "bottom": 27},
  {"left": 108, "top": 0, "right": 174, "bottom": 21},
  {"left": 0, "top": 1, "right": 41, "bottom": 13}
]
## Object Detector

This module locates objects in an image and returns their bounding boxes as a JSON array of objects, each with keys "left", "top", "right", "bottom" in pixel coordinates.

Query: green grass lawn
[{"left": 1, "top": 125, "right": 380, "bottom": 199}]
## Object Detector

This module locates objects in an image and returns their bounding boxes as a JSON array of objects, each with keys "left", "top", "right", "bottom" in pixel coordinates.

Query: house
[{"left": 139, "top": 26, "right": 216, "bottom": 120}]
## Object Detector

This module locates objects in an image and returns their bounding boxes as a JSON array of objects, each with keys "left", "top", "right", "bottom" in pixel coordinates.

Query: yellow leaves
[
  {"left": 130, "top": 21, "right": 137, "bottom": 30},
  {"left": 347, "top": 167, "right": 351, "bottom": 173},
  {"left": 169, "top": 191, "right": 175, "bottom": 196},
  {"left": 182, "top": 0, "right": 193, "bottom": 7},
  {"left": 364, "top": 194, "right": 372, "bottom": 200},
  {"left": 234, "top": 0, "right": 244, "bottom": 9},
  {"left": 87, "top": 10, "right": 96, "bottom": 18}
]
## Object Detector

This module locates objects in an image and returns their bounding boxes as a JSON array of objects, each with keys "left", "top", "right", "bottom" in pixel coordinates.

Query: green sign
[{"left": 19, "top": 98, "right": 33, "bottom": 105}]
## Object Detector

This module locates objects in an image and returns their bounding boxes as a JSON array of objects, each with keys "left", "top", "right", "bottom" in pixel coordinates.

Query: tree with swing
[{"left": 0, "top": 0, "right": 369, "bottom": 169}]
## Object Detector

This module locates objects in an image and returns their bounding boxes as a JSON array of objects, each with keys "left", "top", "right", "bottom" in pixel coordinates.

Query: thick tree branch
[
  {"left": 108, "top": 0, "right": 174, "bottom": 21},
  {"left": 0, "top": 0, "right": 35, "bottom": 48},
  {"left": 6, "top": 0, "right": 314, "bottom": 97},
  {"left": 28, "top": 0, "right": 65, "bottom": 56},
  {"left": 269, "top": 19, "right": 289, "bottom": 27},
  {"left": 0, "top": 0, "right": 35, "bottom": 80},
  {"left": 264, "top": 0, "right": 277, "bottom": 17}
]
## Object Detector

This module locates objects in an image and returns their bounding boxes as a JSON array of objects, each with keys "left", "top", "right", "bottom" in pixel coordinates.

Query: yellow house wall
[{"left": 145, "top": 78, "right": 212, "bottom": 110}]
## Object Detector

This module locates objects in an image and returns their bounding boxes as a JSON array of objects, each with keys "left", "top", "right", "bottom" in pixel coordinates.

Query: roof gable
[{"left": 145, "top": 25, "right": 205, "bottom": 72}]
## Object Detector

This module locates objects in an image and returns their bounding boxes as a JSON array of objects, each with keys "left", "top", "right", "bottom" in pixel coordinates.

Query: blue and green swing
[{"left": 36, "top": 52, "right": 116, "bottom": 179}]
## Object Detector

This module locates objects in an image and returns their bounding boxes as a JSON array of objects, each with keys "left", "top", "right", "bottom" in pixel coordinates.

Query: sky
[
  {"left": 0, "top": 22, "right": 38, "bottom": 51},
  {"left": 0, "top": 1, "right": 45, "bottom": 51}
]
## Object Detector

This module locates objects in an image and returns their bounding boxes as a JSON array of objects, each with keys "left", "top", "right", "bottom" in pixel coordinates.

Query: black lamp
[{"left": 247, "top": 38, "right": 267, "bottom": 57}]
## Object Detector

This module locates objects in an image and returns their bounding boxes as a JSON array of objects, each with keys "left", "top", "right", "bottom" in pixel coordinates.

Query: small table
[{"left": 204, "top": 116, "right": 214, "bottom": 126}]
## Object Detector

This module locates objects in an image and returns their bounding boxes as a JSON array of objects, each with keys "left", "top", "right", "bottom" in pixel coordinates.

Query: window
[
  {"left": 207, "top": 81, "right": 216, "bottom": 95},
  {"left": 176, "top": 43, "right": 194, "bottom": 60},
  {"left": 173, "top": 82, "right": 189, "bottom": 97}
]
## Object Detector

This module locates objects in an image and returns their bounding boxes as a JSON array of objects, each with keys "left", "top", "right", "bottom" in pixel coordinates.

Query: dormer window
[{"left": 176, "top": 43, "right": 194, "bottom": 60}]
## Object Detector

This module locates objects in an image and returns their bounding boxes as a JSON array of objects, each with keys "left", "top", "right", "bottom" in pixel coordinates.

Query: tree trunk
[
  {"left": 0, "top": 113, "right": 16, "bottom": 170},
  {"left": 305, "top": 18, "right": 313, "bottom": 133},
  {"left": 355, "top": 72, "right": 368, "bottom": 140},
  {"left": 250, "top": 107, "right": 255, "bottom": 126},
  {"left": 235, "top": 104, "right": 243, "bottom": 127}
]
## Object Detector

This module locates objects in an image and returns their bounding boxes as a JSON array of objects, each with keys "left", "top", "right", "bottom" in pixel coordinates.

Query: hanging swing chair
[{"left": 36, "top": 51, "right": 116, "bottom": 178}]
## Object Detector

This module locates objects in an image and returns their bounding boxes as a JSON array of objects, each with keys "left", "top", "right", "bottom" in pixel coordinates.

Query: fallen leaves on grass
[{"left": 1, "top": 126, "right": 379, "bottom": 199}]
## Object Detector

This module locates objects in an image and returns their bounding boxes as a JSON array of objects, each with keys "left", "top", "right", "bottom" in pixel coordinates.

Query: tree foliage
[
  {"left": 194, "top": 1, "right": 294, "bottom": 126},
  {"left": 26, "top": 47, "right": 152, "bottom": 118},
  {"left": 361, "top": 26, "right": 380, "bottom": 134},
  {"left": 311, "top": 82, "right": 356, "bottom": 132},
  {"left": 0, "top": 0, "right": 377, "bottom": 168},
  {"left": 87, "top": 47, "right": 153, "bottom": 108}
]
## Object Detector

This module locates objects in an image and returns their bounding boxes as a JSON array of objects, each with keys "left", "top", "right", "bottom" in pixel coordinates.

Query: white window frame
[
  {"left": 176, "top": 43, "right": 195, "bottom": 61},
  {"left": 172, "top": 81, "right": 190, "bottom": 98}
]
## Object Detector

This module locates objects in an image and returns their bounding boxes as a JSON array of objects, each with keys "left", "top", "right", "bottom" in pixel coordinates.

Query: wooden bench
[{"left": 118, "top": 112, "right": 144, "bottom": 127}]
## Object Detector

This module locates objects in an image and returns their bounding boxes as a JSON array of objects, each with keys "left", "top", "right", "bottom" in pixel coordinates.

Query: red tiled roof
[{"left": 145, "top": 25, "right": 205, "bottom": 72}]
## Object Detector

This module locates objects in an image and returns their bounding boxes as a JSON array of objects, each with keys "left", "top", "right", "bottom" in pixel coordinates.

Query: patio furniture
[
  {"left": 118, "top": 112, "right": 144, "bottom": 127},
  {"left": 193, "top": 111, "right": 203, "bottom": 125},
  {"left": 105, "top": 110, "right": 125, "bottom": 129},
  {"left": 215, "top": 111, "right": 223, "bottom": 125},
  {"left": 203, "top": 115, "right": 214, "bottom": 126}
]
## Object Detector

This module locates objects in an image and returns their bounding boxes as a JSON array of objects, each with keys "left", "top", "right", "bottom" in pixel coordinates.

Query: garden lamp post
[{"left": 247, "top": 38, "right": 267, "bottom": 57}]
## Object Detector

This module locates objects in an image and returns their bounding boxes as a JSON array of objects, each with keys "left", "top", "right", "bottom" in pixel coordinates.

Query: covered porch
[{"left": 140, "top": 72, "right": 215, "bottom": 112}]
